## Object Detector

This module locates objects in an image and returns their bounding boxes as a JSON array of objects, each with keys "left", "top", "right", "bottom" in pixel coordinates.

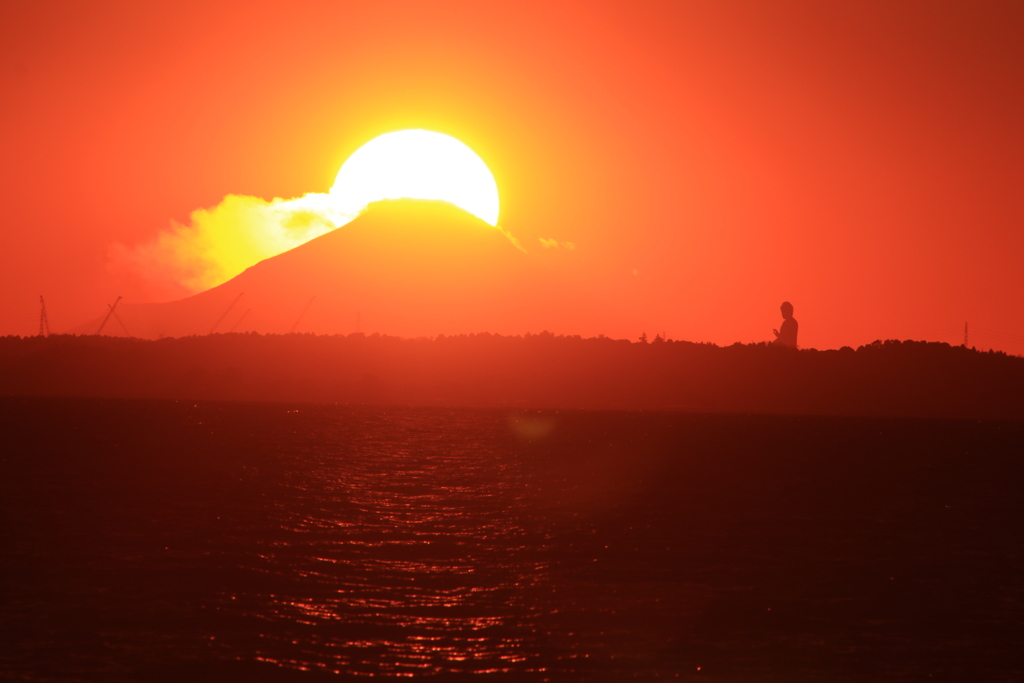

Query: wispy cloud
[
  {"left": 110, "top": 193, "right": 354, "bottom": 293},
  {"left": 539, "top": 237, "right": 575, "bottom": 250}
]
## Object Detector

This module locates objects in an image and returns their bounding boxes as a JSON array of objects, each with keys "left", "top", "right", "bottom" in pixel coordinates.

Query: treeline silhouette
[{"left": 1, "top": 333, "right": 1021, "bottom": 419}]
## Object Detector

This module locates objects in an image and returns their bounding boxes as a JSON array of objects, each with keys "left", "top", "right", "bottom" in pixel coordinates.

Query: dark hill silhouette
[
  {"left": 111, "top": 199, "right": 579, "bottom": 339},
  {"left": 2, "top": 335, "right": 1022, "bottom": 419}
]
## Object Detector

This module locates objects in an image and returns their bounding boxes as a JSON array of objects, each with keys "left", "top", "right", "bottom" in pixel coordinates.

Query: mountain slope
[{"left": 114, "top": 199, "right": 571, "bottom": 338}]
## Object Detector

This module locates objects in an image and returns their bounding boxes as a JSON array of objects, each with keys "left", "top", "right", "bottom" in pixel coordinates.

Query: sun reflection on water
[{"left": 215, "top": 412, "right": 553, "bottom": 677}]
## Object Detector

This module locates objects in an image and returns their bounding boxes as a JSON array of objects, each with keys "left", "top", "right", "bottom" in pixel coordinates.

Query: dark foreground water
[{"left": 1, "top": 398, "right": 1023, "bottom": 682}]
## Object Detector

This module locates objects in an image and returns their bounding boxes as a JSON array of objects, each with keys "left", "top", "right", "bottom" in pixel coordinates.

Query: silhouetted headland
[{"left": 2, "top": 333, "right": 1021, "bottom": 419}]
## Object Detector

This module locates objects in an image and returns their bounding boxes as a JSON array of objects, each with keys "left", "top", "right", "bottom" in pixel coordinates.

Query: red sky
[{"left": 2, "top": 0, "right": 1022, "bottom": 353}]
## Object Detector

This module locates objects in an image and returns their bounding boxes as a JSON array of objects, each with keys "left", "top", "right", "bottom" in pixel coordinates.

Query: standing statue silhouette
[{"left": 772, "top": 301, "right": 798, "bottom": 348}]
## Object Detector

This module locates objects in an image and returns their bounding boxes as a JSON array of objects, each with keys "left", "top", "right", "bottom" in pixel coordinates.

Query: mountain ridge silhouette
[{"left": 110, "top": 199, "right": 572, "bottom": 339}]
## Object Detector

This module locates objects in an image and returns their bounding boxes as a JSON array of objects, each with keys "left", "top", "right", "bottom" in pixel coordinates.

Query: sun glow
[
  {"left": 329, "top": 130, "right": 500, "bottom": 226},
  {"left": 113, "top": 130, "right": 503, "bottom": 294}
]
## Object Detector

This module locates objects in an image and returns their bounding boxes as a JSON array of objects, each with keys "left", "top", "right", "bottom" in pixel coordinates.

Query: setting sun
[
  {"left": 329, "top": 130, "right": 500, "bottom": 226},
  {"left": 6, "top": 5, "right": 1024, "bottom": 681}
]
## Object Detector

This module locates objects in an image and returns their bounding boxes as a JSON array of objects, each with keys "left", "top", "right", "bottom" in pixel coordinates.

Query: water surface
[{"left": 2, "top": 398, "right": 1023, "bottom": 681}]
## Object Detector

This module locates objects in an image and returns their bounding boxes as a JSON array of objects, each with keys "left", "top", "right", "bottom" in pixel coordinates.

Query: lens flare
[{"left": 330, "top": 130, "right": 500, "bottom": 226}]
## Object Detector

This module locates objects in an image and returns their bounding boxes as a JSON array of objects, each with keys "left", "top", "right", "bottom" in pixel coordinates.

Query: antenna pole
[
  {"left": 228, "top": 308, "right": 251, "bottom": 333},
  {"left": 109, "top": 304, "right": 131, "bottom": 337},
  {"left": 96, "top": 296, "right": 122, "bottom": 335},
  {"left": 38, "top": 296, "right": 50, "bottom": 337},
  {"left": 964, "top": 322, "right": 968, "bottom": 347},
  {"left": 209, "top": 293, "right": 244, "bottom": 334},
  {"left": 290, "top": 296, "right": 316, "bottom": 334}
]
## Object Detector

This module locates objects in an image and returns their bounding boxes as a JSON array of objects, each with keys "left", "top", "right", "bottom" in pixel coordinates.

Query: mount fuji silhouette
[{"left": 113, "top": 199, "right": 577, "bottom": 339}]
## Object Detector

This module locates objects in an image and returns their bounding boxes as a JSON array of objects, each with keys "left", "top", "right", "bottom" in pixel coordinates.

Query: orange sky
[{"left": 2, "top": 0, "right": 1022, "bottom": 353}]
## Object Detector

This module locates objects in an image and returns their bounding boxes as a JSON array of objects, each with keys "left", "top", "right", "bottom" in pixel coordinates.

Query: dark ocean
[{"left": 2, "top": 397, "right": 1023, "bottom": 682}]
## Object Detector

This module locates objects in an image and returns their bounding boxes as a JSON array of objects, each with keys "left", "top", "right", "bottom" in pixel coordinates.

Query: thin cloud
[
  {"left": 110, "top": 193, "right": 353, "bottom": 293},
  {"left": 539, "top": 237, "right": 575, "bottom": 250}
]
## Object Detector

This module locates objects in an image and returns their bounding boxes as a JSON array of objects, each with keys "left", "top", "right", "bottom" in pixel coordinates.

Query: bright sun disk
[{"left": 329, "top": 130, "right": 500, "bottom": 226}]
